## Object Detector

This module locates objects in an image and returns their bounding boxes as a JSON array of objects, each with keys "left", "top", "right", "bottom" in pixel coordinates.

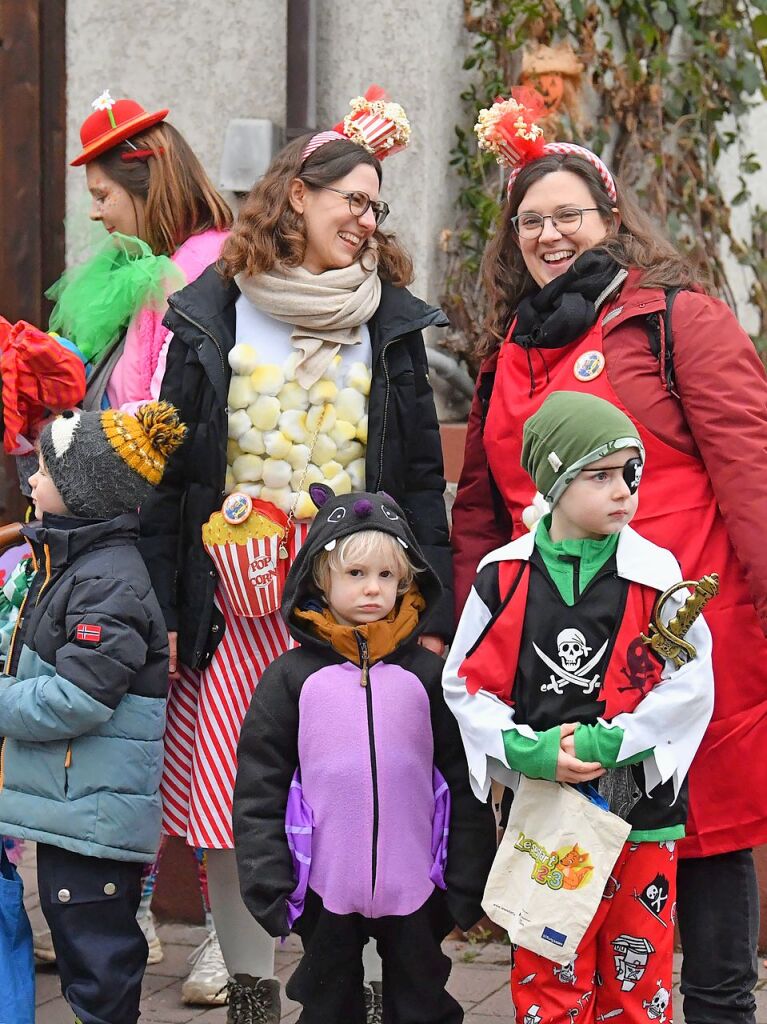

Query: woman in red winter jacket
[{"left": 452, "top": 93, "right": 767, "bottom": 1024}]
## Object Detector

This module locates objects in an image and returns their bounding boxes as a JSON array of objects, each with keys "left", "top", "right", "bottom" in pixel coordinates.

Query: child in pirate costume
[
  {"left": 443, "top": 392, "right": 714, "bottom": 1023},
  {"left": 233, "top": 484, "right": 496, "bottom": 1024},
  {"left": 0, "top": 402, "right": 185, "bottom": 1024}
]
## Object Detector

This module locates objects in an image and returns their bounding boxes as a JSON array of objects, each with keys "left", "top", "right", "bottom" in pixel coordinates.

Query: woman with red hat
[
  {"left": 139, "top": 87, "right": 453, "bottom": 1023},
  {"left": 450, "top": 91, "right": 767, "bottom": 1024},
  {"left": 49, "top": 90, "right": 232, "bottom": 414}
]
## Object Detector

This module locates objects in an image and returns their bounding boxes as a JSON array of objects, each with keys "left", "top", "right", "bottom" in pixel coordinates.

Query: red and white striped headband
[
  {"left": 474, "top": 90, "right": 617, "bottom": 204},
  {"left": 506, "top": 142, "right": 617, "bottom": 203},
  {"left": 300, "top": 85, "right": 411, "bottom": 164}
]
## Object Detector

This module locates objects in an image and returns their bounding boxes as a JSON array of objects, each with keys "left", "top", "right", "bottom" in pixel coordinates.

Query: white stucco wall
[{"left": 65, "top": 0, "right": 469, "bottom": 310}]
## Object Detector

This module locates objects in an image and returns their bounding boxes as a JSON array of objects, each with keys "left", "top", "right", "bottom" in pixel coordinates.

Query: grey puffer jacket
[{"left": 0, "top": 513, "right": 168, "bottom": 862}]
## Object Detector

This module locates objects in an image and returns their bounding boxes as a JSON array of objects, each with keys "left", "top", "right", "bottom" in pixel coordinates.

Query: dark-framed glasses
[
  {"left": 314, "top": 185, "right": 390, "bottom": 227},
  {"left": 511, "top": 206, "right": 602, "bottom": 239}
]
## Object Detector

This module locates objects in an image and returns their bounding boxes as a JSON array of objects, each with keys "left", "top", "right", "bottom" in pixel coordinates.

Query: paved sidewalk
[{"left": 22, "top": 849, "right": 767, "bottom": 1023}]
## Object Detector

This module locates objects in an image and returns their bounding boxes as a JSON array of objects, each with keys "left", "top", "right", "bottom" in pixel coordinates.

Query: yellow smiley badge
[{"left": 573, "top": 350, "right": 606, "bottom": 382}]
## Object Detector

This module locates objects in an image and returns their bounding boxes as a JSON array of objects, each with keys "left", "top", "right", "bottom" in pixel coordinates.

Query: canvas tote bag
[{"left": 482, "top": 777, "right": 630, "bottom": 964}]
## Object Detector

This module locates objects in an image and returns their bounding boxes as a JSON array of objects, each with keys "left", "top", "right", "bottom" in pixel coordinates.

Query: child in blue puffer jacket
[{"left": 0, "top": 401, "right": 184, "bottom": 1024}]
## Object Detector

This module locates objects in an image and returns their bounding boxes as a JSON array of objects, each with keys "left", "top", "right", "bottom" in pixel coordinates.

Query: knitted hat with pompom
[{"left": 39, "top": 401, "right": 185, "bottom": 519}]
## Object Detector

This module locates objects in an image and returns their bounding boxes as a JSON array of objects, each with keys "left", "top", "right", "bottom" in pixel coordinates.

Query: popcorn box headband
[
  {"left": 72, "top": 89, "right": 168, "bottom": 166},
  {"left": 301, "top": 84, "right": 411, "bottom": 163},
  {"left": 474, "top": 87, "right": 617, "bottom": 203}
]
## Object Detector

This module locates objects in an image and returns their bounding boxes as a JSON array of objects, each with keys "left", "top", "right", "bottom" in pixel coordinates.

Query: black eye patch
[{"left": 623, "top": 457, "right": 643, "bottom": 494}]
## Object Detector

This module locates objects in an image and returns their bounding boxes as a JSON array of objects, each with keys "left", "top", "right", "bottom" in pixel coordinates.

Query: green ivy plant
[{"left": 441, "top": 0, "right": 767, "bottom": 372}]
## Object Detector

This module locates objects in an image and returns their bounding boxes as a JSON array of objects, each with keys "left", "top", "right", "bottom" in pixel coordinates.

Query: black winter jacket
[{"left": 140, "top": 265, "right": 453, "bottom": 670}]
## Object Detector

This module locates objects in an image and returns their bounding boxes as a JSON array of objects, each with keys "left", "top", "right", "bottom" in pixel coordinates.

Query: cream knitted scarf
[{"left": 236, "top": 259, "right": 381, "bottom": 388}]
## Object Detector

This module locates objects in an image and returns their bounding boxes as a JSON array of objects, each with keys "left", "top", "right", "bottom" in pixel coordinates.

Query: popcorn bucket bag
[
  {"left": 202, "top": 494, "right": 294, "bottom": 618},
  {"left": 482, "top": 777, "right": 630, "bottom": 965}
]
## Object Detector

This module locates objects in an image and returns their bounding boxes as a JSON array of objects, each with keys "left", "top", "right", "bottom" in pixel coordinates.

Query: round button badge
[
  {"left": 573, "top": 350, "right": 606, "bottom": 382},
  {"left": 222, "top": 492, "right": 253, "bottom": 525}
]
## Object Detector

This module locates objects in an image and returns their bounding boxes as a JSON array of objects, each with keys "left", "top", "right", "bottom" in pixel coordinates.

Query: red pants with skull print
[{"left": 511, "top": 841, "right": 677, "bottom": 1024}]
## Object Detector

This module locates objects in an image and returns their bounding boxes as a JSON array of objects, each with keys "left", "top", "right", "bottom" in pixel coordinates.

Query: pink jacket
[{"left": 106, "top": 228, "right": 228, "bottom": 413}]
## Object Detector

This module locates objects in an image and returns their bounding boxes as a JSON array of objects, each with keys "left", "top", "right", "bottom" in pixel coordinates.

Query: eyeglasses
[
  {"left": 313, "top": 186, "right": 390, "bottom": 227},
  {"left": 511, "top": 206, "right": 602, "bottom": 239}
]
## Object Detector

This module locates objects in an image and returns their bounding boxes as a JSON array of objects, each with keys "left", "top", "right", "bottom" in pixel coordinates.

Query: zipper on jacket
[
  {"left": 357, "top": 633, "right": 370, "bottom": 687},
  {"left": 0, "top": 739, "right": 5, "bottom": 794},
  {"left": 374, "top": 341, "right": 395, "bottom": 490},
  {"left": 166, "top": 298, "right": 228, "bottom": 383},
  {"left": 558, "top": 554, "right": 581, "bottom": 602},
  {"left": 356, "top": 632, "right": 379, "bottom": 899},
  {"left": 64, "top": 743, "right": 72, "bottom": 769}
]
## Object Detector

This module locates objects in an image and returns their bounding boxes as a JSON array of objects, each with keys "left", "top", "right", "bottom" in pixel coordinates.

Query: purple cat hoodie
[{"left": 233, "top": 485, "right": 496, "bottom": 938}]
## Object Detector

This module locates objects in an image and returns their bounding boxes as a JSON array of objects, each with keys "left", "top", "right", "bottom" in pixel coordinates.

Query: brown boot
[{"left": 226, "top": 975, "right": 281, "bottom": 1024}]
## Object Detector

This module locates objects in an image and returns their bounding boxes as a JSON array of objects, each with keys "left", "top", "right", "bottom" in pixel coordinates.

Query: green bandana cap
[{"left": 521, "top": 391, "right": 644, "bottom": 506}]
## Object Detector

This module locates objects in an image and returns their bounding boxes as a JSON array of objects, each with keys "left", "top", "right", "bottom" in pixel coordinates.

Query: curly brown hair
[
  {"left": 479, "top": 152, "right": 703, "bottom": 357},
  {"left": 90, "top": 122, "right": 233, "bottom": 258},
  {"left": 219, "top": 136, "right": 413, "bottom": 286}
]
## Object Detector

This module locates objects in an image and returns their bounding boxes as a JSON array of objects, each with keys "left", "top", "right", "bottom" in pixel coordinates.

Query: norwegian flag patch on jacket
[{"left": 75, "top": 623, "right": 102, "bottom": 644}]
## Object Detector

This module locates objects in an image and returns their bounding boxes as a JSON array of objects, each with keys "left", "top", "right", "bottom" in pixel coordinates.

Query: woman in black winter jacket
[{"left": 139, "top": 92, "right": 453, "bottom": 1021}]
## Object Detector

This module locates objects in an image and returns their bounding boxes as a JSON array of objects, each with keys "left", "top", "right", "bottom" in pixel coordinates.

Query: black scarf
[{"left": 512, "top": 250, "right": 622, "bottom": 350}]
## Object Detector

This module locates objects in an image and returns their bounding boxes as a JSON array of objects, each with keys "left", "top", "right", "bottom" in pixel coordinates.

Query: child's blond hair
[{"left": 312, "top": 530, "right": 418, "bottom": 598}]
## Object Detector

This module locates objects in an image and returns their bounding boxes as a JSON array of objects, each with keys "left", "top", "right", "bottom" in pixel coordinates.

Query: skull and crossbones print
[{"left": 534, "top": 627, "right": 609, "bottom": 695}]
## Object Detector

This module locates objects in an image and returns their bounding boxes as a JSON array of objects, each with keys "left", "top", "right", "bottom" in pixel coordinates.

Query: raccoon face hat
[{"left": 39, "top": 401, "right": 186, "bottom": 519}]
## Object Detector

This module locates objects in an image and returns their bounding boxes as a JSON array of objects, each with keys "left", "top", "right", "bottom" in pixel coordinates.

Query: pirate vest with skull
[{"left": 461, "top": 553, "right": 687, "bottom": 833}]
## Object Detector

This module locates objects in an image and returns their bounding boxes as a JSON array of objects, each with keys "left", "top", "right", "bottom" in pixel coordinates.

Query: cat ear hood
[{"left": 281, "top": 484, "right": 443, "bottom": 643}]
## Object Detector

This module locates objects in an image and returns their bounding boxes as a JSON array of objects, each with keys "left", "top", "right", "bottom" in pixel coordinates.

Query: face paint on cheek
[{"left": 623, "top": 457, "right": 643, "bottom": 494}]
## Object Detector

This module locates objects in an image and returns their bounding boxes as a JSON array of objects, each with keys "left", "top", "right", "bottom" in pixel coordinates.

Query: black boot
[
  {"left": 364, "top": 980, "right": 383, "bottom": 1024},
  {"left": 226, "top": 975, "right": 281, "bottom": 1024}
]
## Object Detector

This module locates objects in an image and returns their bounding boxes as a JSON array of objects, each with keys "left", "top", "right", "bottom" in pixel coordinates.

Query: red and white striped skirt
[{"left": 160, "top": 522, "right": 310, "bottom": 849}]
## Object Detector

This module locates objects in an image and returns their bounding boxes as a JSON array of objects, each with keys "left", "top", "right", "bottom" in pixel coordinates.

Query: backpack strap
[{"left": 646, "top": 286, "right": 684, "bottom": 396}]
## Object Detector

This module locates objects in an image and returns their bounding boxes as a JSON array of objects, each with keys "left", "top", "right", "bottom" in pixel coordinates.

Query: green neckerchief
[{"left": 534, "top": 514, "right": 619, "bottom": 606}]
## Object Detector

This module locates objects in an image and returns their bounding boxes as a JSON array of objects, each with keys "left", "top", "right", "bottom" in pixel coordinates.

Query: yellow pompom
[
  {"left": 263, "top": 430, "right": 292, "bottom": 460},
  {"left": 312, "top": 434, "right": 337, "bottom": 465},
  {"left": 356, "top": 415, "right": 368, "bottom": 444},
  {"left": 224, "top": 467, "right": 236, "bottom": 494},
  {"left": 287, "top": 444, "right": 311, "bottom": 470},
  {"left": 347, "top": 457, "right": 366, "bottom": 490},
  {"left": 248, "top": 396, "right": 281, "bottom": 431},
  {"left": 133, "top": 401, "right": 187, "bottom": 459},
  {"left": 228, "top": 409, "right": 252, "bottom": 440},
  {"left": 227, "top": 439, "right": 243, "bottom": 463},
  {"left": 278, "top": 381, "right": 310, "bottom": 411},
  {"left": 306, "top": 403, "right": 336, "bottom": 434},
  {"left": 260, "top": 485, "right": 292, "bottom": 513},
  {"left": 309, "top": 380, "right": 338, "bottom": 404},
  {"left": 346, "top": 361, "right": 372, "bottom": 396},
  {"left": 239, "top": 428, "right": 265, "bottom": 455},
  {"left": 279, "top": 410, "right": 309, "bottom": 444},
  {"left": 228, "top": 343, "right": 259, "bottom": 375},
  {"left": 228, "top": 375, "right": 256, "bottom": 410},
  {"left": 233, "top": 454, "right": 264, "bottom": 483},
  {"left": 290, "top": 463, "right": 324, "bottom": 492},
  {"left": 336, "top": 440, "right": 364, "bottom": 467},
  {"left": 335, "top": 388, "right": 366, "bottom": 424},
  {"left": 262, "top": 458, "right": 292, "bottom": 489},
  {"left": 329, "top": 419, "right": 356, "bottom": 445},
  {"left": 326, "top": 470, "right": 352, "bottom": 495},
  {"left": 293, "top": 490, "right": 317, "bottom": 520},
  {"left": 251, "top": 364, "right": 285, "bottom": 396}
]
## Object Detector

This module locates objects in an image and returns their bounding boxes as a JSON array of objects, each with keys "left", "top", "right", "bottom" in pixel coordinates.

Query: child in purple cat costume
[{"left": 234, "top": 484, "right": 496, "bottom": 1024}]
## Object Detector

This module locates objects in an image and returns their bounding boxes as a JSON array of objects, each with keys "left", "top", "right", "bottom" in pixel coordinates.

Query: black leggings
[{"left": 288, "top": 887, "right": 463, "bottom": 1024}]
